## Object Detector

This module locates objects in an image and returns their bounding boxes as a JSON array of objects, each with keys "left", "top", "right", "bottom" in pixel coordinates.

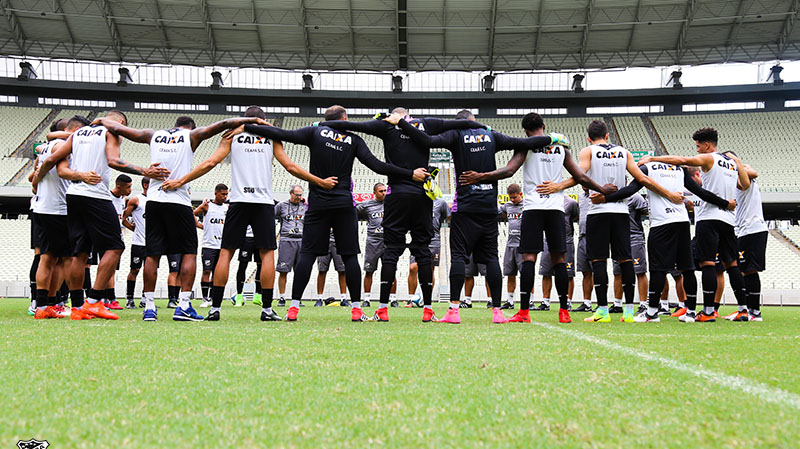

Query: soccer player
[
  {"left": 320, "top": 108, "right": 484, "bottom": 320},
  {"left": 732, "top": 158, "right": 766, "bottom": 321},
  {"left": 393, "top": 110, "right": 569, "bottom": 323},
  {"left": 95, "top": 113, "right": 260, "bottom": 322},
  {"left": 407, "top": 197, "right": 450, "bottom": 307},
  {"left": 457, "top": 114, "right": 615, "bottom": 324},
  {"left": 162, "top": 107, "right": 334, "bottom": 322},
  {"left": 610, "top": 195, "right": 649, "bottom": 314},
  {"left": 316, "top": 232, "right": 348, "bottom": 307},
  {"left": 499, "top": 184, "right": 525, "bottom": 309},
  {"left": 358, "top": 183, "right": 397, "bottom": 308},
  {"left": 122, "top": 177, "right": 149, "bottom": 309},
  {"left": 593, "top": 150, "right": 733, "bottom": 322},
  {"left": 194, "top": 184, "right": 229, "bottom": 307},
  {"left": 274, "top": 185, "right": 306, "bottom": 307},
  {"left": 30, "top": 115, "right": 97, "bottom": 319},
  {"left": 36, "top": 110, "right": 169, "bottom": 320},
  {"left": 535, "top": 195, "right": 579, "bottom": 311},
  {"left": 243, "top": 105, "right": 427, "bottom": 322},
  {"left": 637, "top": 127, "right": 749, "bottom": 322},
  {"left": 102, "top": 174, "right": 132, "bottom": 310}
]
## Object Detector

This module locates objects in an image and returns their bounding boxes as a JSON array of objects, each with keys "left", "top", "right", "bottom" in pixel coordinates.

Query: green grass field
[{"left": 3, "top": 298, "right": 800, "bottom": 449}]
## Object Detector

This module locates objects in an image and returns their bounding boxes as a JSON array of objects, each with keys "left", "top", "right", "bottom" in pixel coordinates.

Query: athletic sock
[
  {"left": 744, "top": 273, "right": 761, "bottom": 312},
  {"left": 660, "top": 300, "right": 669, "bottom": 309},
  {"left": 506, "top": 292, "right": 515, "bottom": 304},
  {"left": 290, "top": 253, "right": 315, "bottom": 302},
  {"left": 553, "top": 262, "right": 570, "bottom": 310},
  {"left": 379, "top": 262, "right": 398, "bottom": 306},
  {"left": 70, "top": 289, "right": 84, "bottom": 308},
  {"left": 613, "top": 298, "right": 623, "bottom": 307},
  {"left": 364, "top": 293, "right": 370, "bottom": 302},
  {"left": 464, "top": 296, "right": 472, "bottom": 304},
  {"left": 236, "top": 263, "right": 247, "bottom": 295},
  {"left": 143, "top": 292, "right": 155, "bottom": 311},
  {"left": 104, "top": 288, "right": 116, "bottom": 302},
  {"left": 201, "top": 281, "right": 211, "bottom": 300},
  {"left": 168, "top": 285, "right": 179, "bottom": 301},
  {"left": 36, "top": 289, "right": 48, "bottom": 310},
  {"left": 648, "top": 271, "right": 667, "bottom": 314},
  {"left": 378, "top": 302, "right": 388, "bottom": 309},
  {"left": 449, "top": 258, "right": 466, "bottom": 305},
  {"left": 619, "top": 260, "right": 635, "bottom": 304},
  {"left": 726, "top": 266, "right": 748, "bottom": 309},
  {"left": 701, "top": 265, "right": 717, "bottom": 309},
  {"left": 210, "top": 307, "right": 221, "bottom": 314},
  {"left": 210, "top": 286, "right": 225, "bottom": 309},
  {"left": 682, "top": 270, "right": 698, "bottom": 312},
  {"left": 519, "top": 260, "right": 535, "bottom": 310},
  {"left": 86, "top": 288, "right": 103, "bottom": 304},
  {"left": 351, "top": 301, "right": 361, "bottom": 309},
  {"left": 486, "top": 261, "right": 503, "bottom": 309},
  {"left": 417, "top": 261, "right": 434, "bottom": 306},
  {"left": 583, "top": 298, "right": 592, "bottom": 307},
  {"left": 341, "top": 254, "right": 361, "bottom": 303},
  {"left": 389, "top": 293, "right": 397, "bottom": 302},
  {"left": 126, "top": 280, "right": 136, "bottom": 301},
  {"left": 290, "top": 300, "right": 300, "bottom": 308},
  {"left": 83, "top": 267, "right": 91, "bottom": 292},
  {"left": 449, "top": 302, "right": 459, "bottom": 309},
  {"left": 178, "top": 291, "right": 191, "bottom": 309},
  {"left": 340, "top": 293, "right": 347, "bottom": 301},
  {"left": 591, "top": 260, "right": 609, "bottom": 307}
]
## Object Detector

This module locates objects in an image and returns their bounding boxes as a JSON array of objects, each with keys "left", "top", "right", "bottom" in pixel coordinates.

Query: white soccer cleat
[
  {"left": 199, "top": 300, "right": 212, "bottom": 308},
  {"left": 633, "top": 312, "right": 660, "bottom": 323},
  {"left": 679, "top": 312, "right": 696, "bottom": 323}
]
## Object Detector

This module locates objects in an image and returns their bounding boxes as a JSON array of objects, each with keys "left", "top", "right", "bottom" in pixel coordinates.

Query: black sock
[
  {"left": 88, "top": 288, "right": 103, "bottom": 301},
  {"left": 519, "top": 260, "right": 535, "bottom": 310},
  {"left": 648, "top": 271, "right": 667, "bottom": 310},
  {"left": 553, "top": 262, "right": 570, "bottom": 310},
  {"left": 210, "top": 285, "right": 225, "bottom": 308},
  {"left": 36, "top": 289, "right": 48, "bottom": 308},
  {"left": 104, "top": 288, "right": 116, "bottom": 302},
  {"left": 201, "top": 281, "right": 211, "bottom": 300},
  {"left": 255, "top": 263, "right": 263, "bottom": 294},
  {"left": 744, "top": 273, "right": 761, "bottom": 312},
  {"left": 262, "top": 288, "right": 274, "bottom": 308},
  {"left": 619, "top": 261, "right": 635, "bottom": 304},
  {"left": 236, "top": 263, "right": 247, "bottom": 295},
  {"left": 379, "top": 262, "right": 397, "bottom": 305},
  {"left": 47, "top": 296, "right": 58, "bottom": 307},
  {"left": 449, "top": 258, "right": 466, "bottom": 304},
  {"left": 290, "top": 253, "right": 315, "bottom": 300},
  {"left": 70, "top": 289, "right": 84, "bottom": 308},
  {"left": 30, "top": 254, "right": 40, "bottom": 284},
  {"left": 341, "top": 254, "right": 361, "bottom": 303},
  {"left": 83, "top": 267, "right": 91, "bottom": 292},
  {"left": 168, "top": 285, "right": 179, "bottom": 300},
  {"left": 701, "top": 265, "right": 717, "bottom": 309},
  {"left": 726, "top": 266, "right": 747, "bottom": 307},
  {"left": 486, "top": 261, "right": 502, "bottom": 308},
  {"left": 417, "top": 262, "right": 433, "bottom": 306},
  {"left": 682, "top": 270, "right": 698, "bottom": 311},
  {"left": 591, "top": 260, "right": 609, "bottom": 307},
  {"left": 126, "top": 280, "right": 136, "bottom": 301},
  {"left": 59, "top": 281, "right": 69, "bottom": 303}
]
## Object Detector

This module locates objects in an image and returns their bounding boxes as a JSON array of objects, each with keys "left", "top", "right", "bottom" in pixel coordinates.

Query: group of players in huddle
[{"left": 26, "top": 104, "right": 766, "bottom": 324}]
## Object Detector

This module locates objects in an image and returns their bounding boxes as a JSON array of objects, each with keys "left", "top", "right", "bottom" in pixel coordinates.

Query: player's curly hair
[{"left": 692, "top": 127, "right": 718, "bottom": 144}]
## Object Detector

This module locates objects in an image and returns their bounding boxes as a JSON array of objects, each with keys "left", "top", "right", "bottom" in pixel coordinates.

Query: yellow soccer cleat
[{"left": 584, "top": 309, "right": 611, "bottom": 323}]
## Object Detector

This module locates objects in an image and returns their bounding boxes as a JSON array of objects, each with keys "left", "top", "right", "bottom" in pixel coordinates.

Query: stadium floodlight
[
  {"left": 117, "top": 67, "right": 133, "bottom": 87},
  {"left": 392, "top": 75, "right": 403, "bottom": 93},
  {"left": 482, "top": 74, "right": 495, "bottom": 93},
  {"left": 571, "top": 74, "right": 585, "bottom": 93},
  {"left": 667, "top": 70, "right": 683, "bottom": 89},
  {"left": 210, "top": 71, "right": 224, "bottom": 90},
  {"left": 302, "top": 74, "right": 313, "bottom": 92},
  {"left": 17, "top": 62, "right": 37, "bottom": 81},
  {"left": 768, "top": 65, "right": 784, "bottom": 86}
]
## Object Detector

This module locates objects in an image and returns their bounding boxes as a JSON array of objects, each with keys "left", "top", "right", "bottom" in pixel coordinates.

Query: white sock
[
  {"left": 660, "top": 300, "right": 669, "bottom": 309},
  {"left": 738, "top": 305, "right": 747, "bottom": 312},
  {"left": 279, "top": 294, "right": 285, "bottom": 301},
  {"left": 678, "top": 301, "right": 685, "bottom": 308},
  {"left": 317, "top": 294, "right": 323, "bottom": 300},
  {"left": 389, "top": 293, "right": 396, "bottom": 301},
  {"left": 352, "top": 301, "right": 361, "bottom": 309},
  {"left": 542, "top": 298, "right": 551, "bottom": 306},
  {"left": 647, "top": 306, "right": 659, "bottom": 316},
  {"left": 639, "top": 300, "right": 647, "bottom": 306},
  {"left": 144, "top": 292, "right": 155, "bottom": 311},
  {"left": 613, "top": 298, "right": 623, "bottom": 307},
  {"left": 210, "top": 307, "right": 220, "bottom": 314},
  {"left": 262, "top": 307, "right": 272, "bottom": 313},
  {"left": 340, "top": 293, "right": 347, "bottom": 301},
  {"left": 424, "top": 305, "right": 432, "bottom": 310},
  {"left": 449, "top": 302, "right": 459, "bottom": 309},
  {"left": 364, "top": 293, "right": 370, "bottom": 301},
  {"left": 506, "top": 292, "right": 515, "bottom": 303},
  {"left": 583, "top": 298, "right": 592, "bottom": 306},
  {"left": 465, "top": 296, "right": 472, "bottom": 304},
  {"left": 379, "top": 303, "right": 388, "bottom": 309},
  {"left": 179, "top": 291, "right": 191, "bottom": 309}
]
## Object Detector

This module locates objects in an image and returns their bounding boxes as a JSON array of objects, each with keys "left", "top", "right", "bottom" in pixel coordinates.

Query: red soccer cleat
[
  {"left": 106, "top": 300, "right": 123, "bottom": 310},
  {"left": 71, "top": 307, "right": 93, "bottom": 320},
  {"left": 670, "top": 307, "right": 687, "bottom": 317},
  {"left": 34, "top": 306, "right": 61, "bottom": 319},
  {"left": 558, "top": 308, "right": 572, "bottom": 323},
  {"left": 373, "top": 307, "right": 389, "bottom": 322},
  {"left": 80, "top": 301, "right": 119, "bottom": 320},
  {"left": 508, "top": 309, "right": 531, "bottom": 323},
  {"left": 286, "top": 306, "right": 299, "bottom": 321},
  {"left": 696, "top": 312, "right": 716, "bottom": 322},
  {"left": 351, "top": 307, "right": 368, "bottom": 322},
  {"left": 422, "top": 307, "right": 437, "bottom": 322}
]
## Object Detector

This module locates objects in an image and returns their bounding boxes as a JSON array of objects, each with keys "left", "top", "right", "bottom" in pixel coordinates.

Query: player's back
[
  {"left": 149, "top": 127, "right": 193, "bottom": 206},
  {"left": 67, "top": 125, "right": 111, "bottom": 200}
]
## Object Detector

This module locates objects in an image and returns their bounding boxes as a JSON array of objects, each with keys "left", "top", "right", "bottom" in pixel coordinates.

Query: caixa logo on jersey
[
  {"left": 154, "top": 134, "right": 185, "bottom": 144},
  {"left": 76, "top": 128, "right": 102, "bottom": 137},
  {"left": 507, "top": 213, "right": 522, "bottom": 220},
  {"left": 320, "top": 129, "right": 352, "bottom": 144},
  {"left": 717, "top": 158, "right": 737, "bottom": 171},
  {"left": 462, "top": 134, "right": 492, "bottom": 144},
  {"left": 17, "top": 439, "right": 49, "bottom": 449},
  {"left": 370, "top": 212, "right": 384, "bottom": 219},
  {"left": 237, "top": 135, "right": 269, "bottom": 145},
  {"left": 595, "top": 149, "right": 624, "bottom": 159}
]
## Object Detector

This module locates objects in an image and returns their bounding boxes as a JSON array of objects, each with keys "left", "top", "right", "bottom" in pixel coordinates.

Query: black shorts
[
  {"left": 586, "top": 213, "right": 631, "bottom": 261},
  {"left": 301, "top": 207, "right": 359, "bottom": 256},
  {"left": 382, "top": 192, "right": 433, "bottom": 250},
  {"left": 221, "top": 202, "right": 277, "bottom": 251},
  {"left": 519, "top": 209, "right": 566, "bottom": 255},
  {"left": 167, "top": 253, "right": 182, "bottom": 273},
  {"left": 201, "top": 247, "right": 221, "bottom": 272},
  {"left": 648, "top": 222, "right": 693, "bottom": 272},
  {"left": 130, "top": 244, "right": 146, "bottom": 269},
  {"left": 35, "top": 213, "right": 70, "bottom": 258},
  {"left": 66, "top": 194, "right": 124, "bottom": 255},
  {"left": 738, "top": 231, "right": 767, "bottom": 273},
  {"left": 30, "top": 213, "right": 41, "bottom": 249},
  {"left": 450, "top": 212, "right": 498, "bottom": 265},
  {"left": 146, "top": 201, "right": 197, "bottom": 256},
  {"left": 694, "top": 220, "right": 738, "bottom": 264},
  {"left": 239, "top": 237, "right": 258, "bottom": 262},
  {"left": 691, "top": 238, "right": 723, "bottom": 272}
]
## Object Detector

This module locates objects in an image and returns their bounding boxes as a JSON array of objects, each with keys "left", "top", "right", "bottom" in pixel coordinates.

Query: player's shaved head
[
  {"left": 391, "top": 107, "right": 408, "bottom": 116},
  {"left": 107, "top": 109, "right": 128, "bottom": 126},
  {"left": 324, "top": 105, "right": 347, "bottom": 121},
  {"left": 244, "top": 106, "right": 266, "bottom": 120},
  {"left": 455, "top": 109, "right": 475, "bottom": 121}
]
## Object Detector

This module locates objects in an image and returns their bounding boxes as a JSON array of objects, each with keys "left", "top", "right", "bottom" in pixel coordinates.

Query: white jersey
[
  {"left": 202, "top": 201, "right": 228, "bottom": 249},
  {"left": 148, "top": 128, "right": 193, "bottom": 206},
  {"left": 522, "top": 143, "right": 566, "bottom": 211},
  {"left": 735, "top": 179, "right": 767, "bottom": 237},
  {"left": 66, "top": 125, "right": 112, "bottom": 200},
  {"left": 587, "top": 144, "right": 628, "bottom": 215},
  {"left": 111, "top": 193, "right": 125, "bottom": 226},
  {"left": 131, "top": 193, "right": 147, "bottom": 246},
  {"left": 641, "top": 162, "right": 689, "bottom": 228},
  {"left": 32, "top": 138, "right": 70, "bottom": 215},
  {"left": 229, "top": 132, "right": 275, "bottom": 203},
  {"left": 697, "top": 152, "right": 738, "bottom": 226}
]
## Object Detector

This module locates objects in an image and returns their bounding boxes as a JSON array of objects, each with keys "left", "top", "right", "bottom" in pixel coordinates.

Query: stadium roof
[{"left": 1, "top": 0, "right": 799, "bottom": 72}]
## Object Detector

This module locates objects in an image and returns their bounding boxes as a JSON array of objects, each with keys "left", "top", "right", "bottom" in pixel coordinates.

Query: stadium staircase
[
  {"left": 11, "top": 108, "right": 60, "bottom": 158},
  {"left": 6, "top": 159, "right": 34, "bottom": 186},
  {"left": 774, "top": 229, "right": 800, "bottom": 255},
  {"left": 642, "top": 115, "right": 667, "bottom": 155},
  {"left": 604, "top": 117, "right": 621, "bottom": 145}
]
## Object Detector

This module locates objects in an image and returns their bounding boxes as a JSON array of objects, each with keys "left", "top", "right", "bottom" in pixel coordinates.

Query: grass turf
[{"left": 2, "top": 299, "right": 800, "bottom": 449}]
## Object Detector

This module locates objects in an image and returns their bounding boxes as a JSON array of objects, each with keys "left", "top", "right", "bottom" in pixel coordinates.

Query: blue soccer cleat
[{"left": 173, "top": 304, "right": 204, "bottom": 322}]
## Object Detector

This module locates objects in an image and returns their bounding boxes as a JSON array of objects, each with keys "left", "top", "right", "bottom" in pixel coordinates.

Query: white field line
[{"left": 533, "top": 322, "right": 800, "bottom": 411}]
